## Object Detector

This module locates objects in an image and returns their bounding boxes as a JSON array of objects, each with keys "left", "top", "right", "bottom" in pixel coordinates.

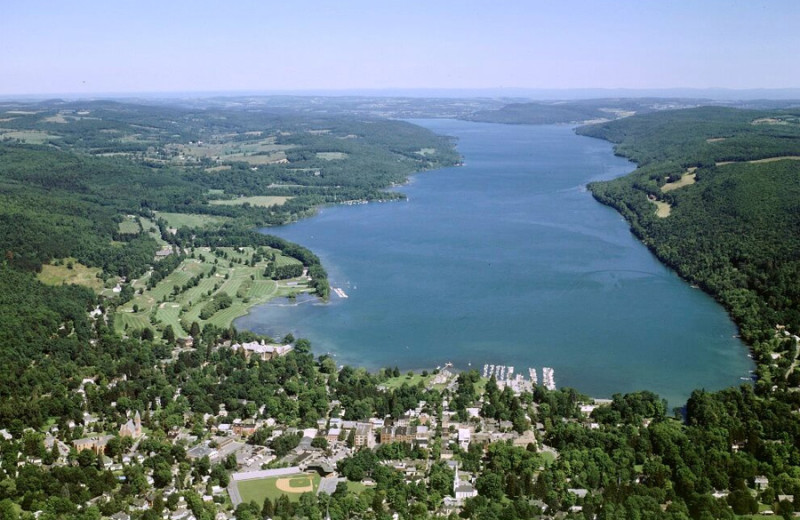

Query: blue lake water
[{"left": 237, "top": 119, "right": 754, "bottom": 406}]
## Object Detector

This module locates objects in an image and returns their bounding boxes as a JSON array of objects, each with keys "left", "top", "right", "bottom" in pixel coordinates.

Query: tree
[
  {"left": 311, "top": 437, "right": 328, "bottom": 450},
  {"left": 162, "top": 324, "right": 176, "bottom": 344},
  {"left": 141, "top": 327, "right": 155, "bottom": 341}
]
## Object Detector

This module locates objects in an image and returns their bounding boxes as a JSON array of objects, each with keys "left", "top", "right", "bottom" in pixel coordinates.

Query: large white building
[{"left": 231, "top": 341, "right": 292, "bottom": 361}]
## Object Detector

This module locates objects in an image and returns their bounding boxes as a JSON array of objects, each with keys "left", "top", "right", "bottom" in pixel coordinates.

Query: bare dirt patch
[
  {"left": 749, "top": 156, "right": 800, "bottom": 164},
  {"left": 275, "top": 476, "right": 314, "bottom": 493},
  {"left": 752, "top": 117, "right": 788, "bottom": 125},
  {"left": 205, "top": 165, "right": 232, "bottom": 173},
  {"left": 43, "top": 113, "right": 69, "bottom": 124},
  {"left": 648, "top": 196, "right": 672, "bottom": 218}
]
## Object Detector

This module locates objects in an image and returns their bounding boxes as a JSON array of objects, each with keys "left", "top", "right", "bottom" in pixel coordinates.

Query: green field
[
  {"left": 210, "top": 196, "right": 291, "bottom": 208},
  {"left": 0, "top": 129, "right": 58, "bottom": 144},
  {"left": 154, "top": 212, "right": 228, "bottom": 229},
  {"left": 316, "top": 152, "right": 348, "bottom": 160},
  {"left": 381, "top": 372, "right": 433, "bottom": 390},
  {"left": 138, "top": 216, "right": 169, "bottom": 246},
  {"left": 345, "top": 481, "right": 367, "bottom": 494},
  {"left": 115, "top": 246, "right": 311, "bottom": 337},
  {"left": 118, "top": 216, "right": 141, "bottom": 234},
  {"left": 37, "top": 259, "right": 105, "bottom": 293},
  {"left": 236, "top": 473, "right": 320, "bottom": 504}
]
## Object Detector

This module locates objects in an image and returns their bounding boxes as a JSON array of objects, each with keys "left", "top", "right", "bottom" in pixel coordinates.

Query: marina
[{"left": 482, "top": 363, "right": 556, "bottom": 393}]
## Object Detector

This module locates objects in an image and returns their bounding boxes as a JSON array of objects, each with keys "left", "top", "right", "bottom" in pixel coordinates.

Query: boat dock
[{"left": 482, "top": 363, "right": 555, "bottom": 394}]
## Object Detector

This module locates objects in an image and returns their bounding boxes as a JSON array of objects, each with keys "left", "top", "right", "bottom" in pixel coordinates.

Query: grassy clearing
[
  {"left": 204, "top": 165, "right": 232, "bottom": 173},
  {"left": 0, "top": 129, "right": 58, "bottom": 144},
  {"left": 154, "top": 212, "right": 228, "bottom": 229},
  {"left": 717, "top": 156, "right": 800, "bottom": 168},
  {"left": 661, "top": 167, "right": 697, "bottom": 192},
  {"left": 345, "top": 481, "right": 367, "bottom": 494},
  {"left": 37, "top": 260, "right": 105, "bottom": 292},
  {"left": 539, "top": 451, "right": 557, "bottom": 464},
  {"left": 652, "top": 199, "right": 672, "bottom": 218},
  {"left": 138, "top": 216, "right": 169, "bottom": 247},
  {"left": 316, "top": 152, "right": 348, "bottom": 160},
  {"left": 115, "top": 246, "right": 311, "bottom": 337},
  {"left": 118, "top": 216, "right": 141, "bottom": 234},
  {"left": 210, "top": 196, "right": 291, "bottom": 208},
  {"left": 381, "top": 373, "right": 433, "bottom": 390},
  {"left": 237, "top": 473, "right": 320, "bottom": 504},
  {"left": 42, "top": 113, "right": 69, "bottom": 124}
]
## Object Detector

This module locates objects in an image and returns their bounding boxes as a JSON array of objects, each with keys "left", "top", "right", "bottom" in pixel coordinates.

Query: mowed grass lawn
[
  {"left": 115, "top": 246, "right": 311, "bottom": 337},
  {"left": 381, "top": 373, "right": 433, "bottom": 390},
  {"left": 237, "top": 473, "right": 320, "bottom": 504}
]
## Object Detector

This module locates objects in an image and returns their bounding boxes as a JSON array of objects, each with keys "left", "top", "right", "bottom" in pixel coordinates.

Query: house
[
  {"left": 177, "top": 337, "right": 194, "bottom": 348},
  {"left": 231, "top": 341, "right": 293, "bottom": 361},
  {"left": 232, "top": 423, "right": 257, "bottom": 436},
  {"left": 457, "top": 428, "right": 471, "bottom": 450},
  {"left": 512, "top": 430, "right": 537, "bottom": 449},
  {"left": 568, "top": 488, "right": 589, "bottom": 499}
]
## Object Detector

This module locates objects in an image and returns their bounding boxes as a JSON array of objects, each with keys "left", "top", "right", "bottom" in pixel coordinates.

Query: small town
[{"left": 3, "top": 332, "right": 626, "bottom": 520}]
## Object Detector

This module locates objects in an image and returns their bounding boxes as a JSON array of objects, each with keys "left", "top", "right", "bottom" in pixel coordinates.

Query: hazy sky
[{"left": 2, "top": 0, "right": 798, "bottom": 95}]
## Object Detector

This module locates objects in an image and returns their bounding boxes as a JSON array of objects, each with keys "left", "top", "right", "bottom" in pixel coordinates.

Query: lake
[{"left": 237, "top": 119, "right": 754, "bottom": 406}]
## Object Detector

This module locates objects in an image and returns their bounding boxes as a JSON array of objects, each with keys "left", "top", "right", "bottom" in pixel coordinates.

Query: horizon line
[{"left": 3, "top": 86, "right": 800, "bottom": 102}]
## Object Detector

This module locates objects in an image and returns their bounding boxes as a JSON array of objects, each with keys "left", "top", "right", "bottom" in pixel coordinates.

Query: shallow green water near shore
[{"left": 238, "top": 119, "right": 753, "bottom": 406}]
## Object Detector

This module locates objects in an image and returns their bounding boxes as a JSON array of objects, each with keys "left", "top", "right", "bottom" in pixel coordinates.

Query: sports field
[{"left": 236, "top": 473, "right": 320, "bottom": 504}]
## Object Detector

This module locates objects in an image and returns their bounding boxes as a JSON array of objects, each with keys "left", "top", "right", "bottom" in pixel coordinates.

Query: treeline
[{"left": 464, "top": 98, "right": 704, "bottom": 125}]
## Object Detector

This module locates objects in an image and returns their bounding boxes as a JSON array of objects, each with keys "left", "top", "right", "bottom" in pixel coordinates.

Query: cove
[{"left": 237, "top": 119, "right": 754, "bottom": 406}]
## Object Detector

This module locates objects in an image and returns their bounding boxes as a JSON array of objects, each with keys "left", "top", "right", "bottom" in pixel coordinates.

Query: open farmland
[{"left": 209, "top": 195, "right": 292, "bottom": 208}]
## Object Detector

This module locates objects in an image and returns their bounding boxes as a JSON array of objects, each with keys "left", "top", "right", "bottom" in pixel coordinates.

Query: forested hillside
[
  {"left": 0, "top": 98, "right": 458, "bottom": 434},
  {"left": 580, "top": 106, "right": 800, "bottom": 390},
  {"left": 465, "top": 98, "right": 703, "bottom": 125}
]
